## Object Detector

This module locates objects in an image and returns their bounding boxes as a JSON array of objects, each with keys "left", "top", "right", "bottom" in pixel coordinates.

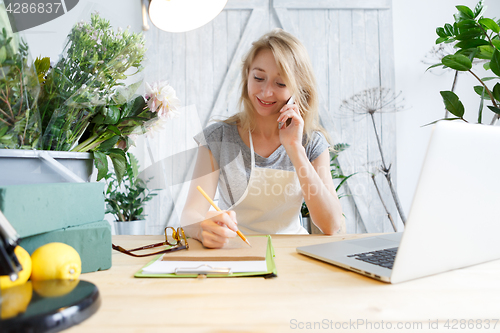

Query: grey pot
[
  {"left": 0, "top": 149, "right": 93, "bottom": 185},
  {"left": 301, "top": 217, "right": 323, "bottom": 234},
  {"left": 114, "top": 220, "right": 146, "bottom": 235}
]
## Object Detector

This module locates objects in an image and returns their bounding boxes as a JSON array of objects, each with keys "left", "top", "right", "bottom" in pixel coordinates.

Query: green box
[
  {"left": 19, "top": 220, "right": 112, "bottom": 273},
  {"left": 0, "top": 182, "right": 104, "bottom": 238}
]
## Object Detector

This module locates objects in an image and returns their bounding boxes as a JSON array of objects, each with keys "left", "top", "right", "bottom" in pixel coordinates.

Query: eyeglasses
[{"left": 112, "top": 227, "right": 189, "bottom": 257}]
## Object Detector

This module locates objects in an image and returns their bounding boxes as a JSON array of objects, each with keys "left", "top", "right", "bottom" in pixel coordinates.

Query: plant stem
[
  {"left": 0, "top": 89, "right": 14, "bottom": 119},
  {"left": 72, "top": 133, "right": 99, "bottom": 152},
  {"left": 371, "top": 174, "right": 397, "bottom": 232},
  {"left": 468, "top": 70, "right": 498, "bottom": 108},
  {"left": 478, "top": 24, "right": 495, "bottom": 49},
  {"left": 0, "top": 117, "right": 11, "bottom": 125},
  {"left": 468, "top": 70, "right": 500, "bottom": 125},
  {"left": 0, "top": 108, "right": 12, "bottom": 122}
]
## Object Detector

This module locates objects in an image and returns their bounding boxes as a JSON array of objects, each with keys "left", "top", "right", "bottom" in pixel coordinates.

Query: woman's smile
[{"left": 256, "top": 96, "right": 277, "bottom": 107}]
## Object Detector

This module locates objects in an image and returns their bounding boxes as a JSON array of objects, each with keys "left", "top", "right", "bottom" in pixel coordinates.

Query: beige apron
[{"left": 228, "top": 131, "right": 308, "bottom": 235}]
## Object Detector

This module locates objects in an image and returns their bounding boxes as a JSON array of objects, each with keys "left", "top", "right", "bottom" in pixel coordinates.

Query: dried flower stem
[
  {"left": 371, "top": 173, "right": 397, "bottom": 232},
  {"left": 369, "top": 112, "right": 407, "bottom": 224},
  {"left": 340, "top": 87, "right": 407, "bottom": 226},
  {"left": 444, "top": 70, "right": 459, "bottom": 118}
]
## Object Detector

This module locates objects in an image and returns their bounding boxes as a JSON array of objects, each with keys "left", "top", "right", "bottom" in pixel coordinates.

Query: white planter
[
  {"left": 0, "top": 149, "right": 93, "bottom": 186},
  {"left": 114, "top": 220, "right": 146, "bottom": 235}
]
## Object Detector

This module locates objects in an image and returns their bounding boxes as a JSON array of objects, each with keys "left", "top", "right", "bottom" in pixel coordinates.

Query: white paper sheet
[{"left": 141, "top": 255, "right": 267, "bottom": 274}]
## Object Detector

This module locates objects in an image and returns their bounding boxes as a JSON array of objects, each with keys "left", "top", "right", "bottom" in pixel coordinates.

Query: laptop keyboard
[{"left": 347, "top": 247, "right": 398, "bottom": 269}]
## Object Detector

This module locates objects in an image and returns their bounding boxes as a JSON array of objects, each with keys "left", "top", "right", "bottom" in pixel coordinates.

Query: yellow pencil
[{"left": 196, "top": 186, "right": 251, "bottom": 247}]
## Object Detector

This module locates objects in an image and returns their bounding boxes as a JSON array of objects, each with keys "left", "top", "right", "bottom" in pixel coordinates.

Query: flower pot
[
  {"left": 0, "top": 149, "right": 93, "bottom": 186},
  {"left": 301, "top": 216, "right": 323, "bottom": 234},
  {"left": 113, "top": 220, "right": 146, "bottom": 235}
]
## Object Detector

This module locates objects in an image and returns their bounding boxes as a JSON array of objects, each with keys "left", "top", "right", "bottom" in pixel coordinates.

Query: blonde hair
[{"left": 223, "top": 28, "right": 330, "bottom": 145}]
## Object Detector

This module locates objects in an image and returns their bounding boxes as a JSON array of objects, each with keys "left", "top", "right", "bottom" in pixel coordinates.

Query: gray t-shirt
[{"left": 194, "top": 122, "right": 329, "bottom": 210}]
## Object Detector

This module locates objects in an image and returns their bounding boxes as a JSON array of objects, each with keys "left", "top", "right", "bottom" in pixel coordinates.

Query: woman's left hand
[{"left": 278, "top": 103, "right": 303, "bottom": 150}]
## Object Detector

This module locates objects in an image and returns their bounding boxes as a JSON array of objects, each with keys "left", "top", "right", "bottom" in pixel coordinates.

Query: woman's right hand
[{"left": 200, "top": 210, "right": 238, "bottom": 248}]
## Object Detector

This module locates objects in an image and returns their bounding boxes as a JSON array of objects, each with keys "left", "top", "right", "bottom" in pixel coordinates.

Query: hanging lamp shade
[{"left": 148, "top": 0, "right": 228, "bottom": 33}]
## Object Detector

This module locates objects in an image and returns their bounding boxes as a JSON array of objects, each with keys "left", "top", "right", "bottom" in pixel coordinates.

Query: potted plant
[
  {"left": 104, "top": 153, "right": 157, "bottom": 235},
  {"left": 429, "top": 0, "right": 500, "bottom": 125},
  {"left": 301, "top": 143, "right": 356, "bottom": 234},
  {"left": 0, "top": 10, "right": 180, "bottom": 185}
]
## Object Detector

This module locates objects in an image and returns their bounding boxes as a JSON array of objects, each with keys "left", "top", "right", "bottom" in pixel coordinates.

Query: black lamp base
[{"left": 0, "top": 279, "right": 100, "bottom": 333}]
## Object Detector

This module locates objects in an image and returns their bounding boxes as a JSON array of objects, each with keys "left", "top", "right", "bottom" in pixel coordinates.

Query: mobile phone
[{"left": 279, "top": 96, "right": 295, "bottom": 129}]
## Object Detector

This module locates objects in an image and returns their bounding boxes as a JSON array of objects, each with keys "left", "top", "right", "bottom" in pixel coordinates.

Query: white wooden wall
[{"left": 139, "top": 0, "right": 399, "bottom": 235}]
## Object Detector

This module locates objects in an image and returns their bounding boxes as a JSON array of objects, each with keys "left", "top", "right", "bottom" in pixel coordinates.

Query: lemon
[
  {"left": 30, "top": 243, "right": 81, "bottom": 281},
  {"left": 0, "top": 281, "right": 33, "bottom": 319},
  {"left": 0, "top": 246, "right": 32, "bottom": 290},
  {"left": 32, "top": 279, "right": 79, "bottom": 298}
]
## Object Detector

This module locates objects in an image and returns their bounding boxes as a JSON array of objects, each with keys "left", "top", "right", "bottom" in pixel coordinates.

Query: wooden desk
[{"left": 67, "top": 234, "right": 500, "bottom": 332}]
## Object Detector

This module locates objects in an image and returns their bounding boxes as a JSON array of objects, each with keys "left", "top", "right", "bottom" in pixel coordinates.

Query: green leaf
[
  {"left": 490, "top": 49, "right": 500, "bottom": 77},
  {"left": 474, "top": 86, "right": 491, "bottom": 100},
  {"left": 104, "top": 105, "right": 121, "bottom": 125},
  {"left": 93, "top": 151, "right": 108, "bottom": 181},
  {"left": 107, "top": 125, "right": 122, "bottom": 136},
  {"left": 477, "top": 45, "right": 494, "bottom": 59},
  {"left": 128, "top": 152, "right": 139, "bottom": 181},
  {"left": 493, "top": 83, "right": 500, "bottom": 102},
  {"left": 479, "top": 18, "right": 500, "bottom": 33},
  {"left": 455, "top": 39, "right": 490, "bottom": 49},
  {"left": 474, "top": 1, "right": 484, "bottom": 18},
  {"left": 455, "top": 27, "right": 483, "bottom": 40},
  {"left": 484, "top": 62, "right": 491, "bottom": 70},
  {"left": 492, "top": 40, "right": 500, "bottom": 51},
  {"left": 333, "top": 143, "right": 350, "bottom": 153},
  {"left": 108, "top": 149, "right": 127, "bottom": 184},
  {"left": 126, "top": 96, "right": 146, "bottom": 118},
  {"left": 440, "top": 91, "right": 465, "bottom": 117},
  {"left": 426, "top": 63, "right": 444, "bottom": 71},
  {"left": 335, "top": 173, "right": 357, "bottom": 193},
  {"left": 482, "top": 76, "right": 500, "bottom": 81},
  {"left": 478, "top": 86, "right": 485, "bottom": 124},
  {"left": 98, "top": 135, "right": 120, "bottom": 151},
  {"left": 441, "top": 54, "right": 472, "bottom": 71},
  {"left": 436, "top": 37, "right": 448, "bottom": 44},
  {"left": 456, "top": 5, "right": 474, "bottom": 19},
  {"left": 487, "top": 105, "right": 500, "bottom": 115},
  {"left": 444, "top": 23, "right": 455, "bottom": 36},
  {"left": 421, "top": 118, "right": 463, "bottom": 127},
  {"left": 436, "top": 27, "right": 447, "bottom": 38},
  {"left": 456, "top": 19, "right": 477, "bottom": 29}
]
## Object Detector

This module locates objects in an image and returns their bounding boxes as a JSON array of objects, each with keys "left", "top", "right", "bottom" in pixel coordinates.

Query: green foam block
[
  {"left": 0, "top": 182, "right": 104, "bottom": 238},
  {"left": 19, "top": 220, "right": 112, "bottom": 274}
]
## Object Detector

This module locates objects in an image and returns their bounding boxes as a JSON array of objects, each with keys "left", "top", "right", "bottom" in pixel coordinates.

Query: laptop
[{"left": 297, "top": 121, "right": 500, "bottom": 283}]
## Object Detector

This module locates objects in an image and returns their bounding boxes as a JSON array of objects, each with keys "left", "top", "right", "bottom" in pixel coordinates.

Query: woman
[{"left": 181, "top": 29, "right": 345, "bottom": 248}]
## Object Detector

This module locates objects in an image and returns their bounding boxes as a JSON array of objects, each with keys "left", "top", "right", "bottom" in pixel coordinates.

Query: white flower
[{"left": 145, "top": 81, "right": 181, "bottom": 119}]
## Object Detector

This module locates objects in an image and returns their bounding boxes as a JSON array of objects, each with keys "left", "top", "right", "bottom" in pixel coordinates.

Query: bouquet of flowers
[
  {"left": 0, "top": 9, "right": 40, "bottom": 149},
  {"left": 0, "top": 10, "right": 180, "bottom": 182}
]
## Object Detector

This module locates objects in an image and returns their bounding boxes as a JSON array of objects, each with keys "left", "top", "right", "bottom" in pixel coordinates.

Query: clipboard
[{"left": 134, "top": 235, "right": 277, "bottom": 278}]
